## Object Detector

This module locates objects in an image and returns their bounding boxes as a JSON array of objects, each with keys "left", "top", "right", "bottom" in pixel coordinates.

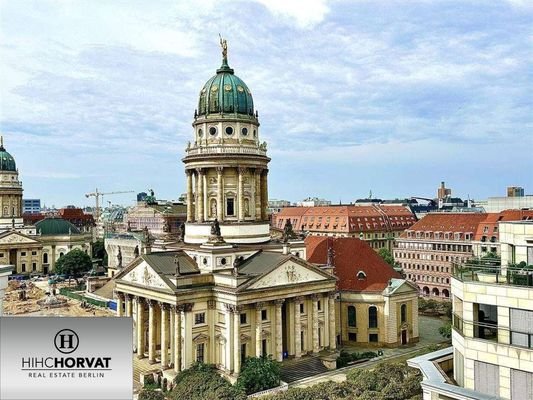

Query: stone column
[
  {"left": 275, "top": 299, "right": 284, "bottom": 362},
  {"left": 254, "top": 169, "right": 262, "bottom": 221},
  {"left": 203, "top": 172, "right": 208, "bottom": 221},
  {"left": 136, "top": 297, "right": 145, "bottom": 358},
  {"left": 183, "top": 303, "right": 194, "bottom": 369},
  {"left": 116, "top": 293, "right": 124, "bottom": 317},
  {"left": 174, "top": 305, "right": 183, "bottom": 373},
  {"left": 255, "top": 302, "right": 263, "bottom": 357},
  {"left": 225, "top": 304, "right": 235, "bottom": 372},
  {"left": 170, "top": 305, "right": 175, "bottom": 367},
  {"left": 160, "top": 303, "right": 169, "bottom": 369},
  {"left": 294, "top": 297, "right": 302, "bottom": 358},
  {"left": 186, "top": 170, "right": 194, "bottom": 222},
  {"left": 233, "top": 306, "right": 242, "bottom": 374},
  {"left": 148, "top": 300, "right": 156, "bottom": 364},
  {"left": 196, "top": 169, "right": 204, "bottom": 223},
  {"left": 237, "top": 167, "right": 245, "bottom": 222},
  {"left": 261, "top": 170, "right": 269, "bottom": 220},
  {"left": 125, "top": 294, "right": 133, "bottom": 317},
  {"left": 217, "top": 167, "right": 224, "bottom": 221},
  {"left": 328, "top": 293, "right": 337, "bottom": 350},
  {"left": 312, "top": 295, "right": 320, "bottom": 353}
]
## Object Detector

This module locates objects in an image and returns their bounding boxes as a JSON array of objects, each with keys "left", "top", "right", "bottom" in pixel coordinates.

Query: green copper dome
[
  {"left": 197, "top": 59, "right": 254, "bottom": 117},
  {"left": 36, "top": 218, "right": 81, "bottom": 236},
  {"left": 0, "top": 141, "right": 17, "bottom": 172}
]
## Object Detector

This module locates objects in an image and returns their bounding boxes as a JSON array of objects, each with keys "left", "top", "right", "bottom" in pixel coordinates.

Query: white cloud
[{"left": 252, "top": 0, "right": 330, "bottom": 28}]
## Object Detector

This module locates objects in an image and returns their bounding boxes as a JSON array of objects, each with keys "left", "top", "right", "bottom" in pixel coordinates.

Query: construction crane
[{"left": 85, "top": 188, "right": 135, "bottom": 221}]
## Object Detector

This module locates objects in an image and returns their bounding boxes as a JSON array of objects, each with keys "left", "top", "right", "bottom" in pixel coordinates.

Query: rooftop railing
[
  {"left": 452, "top": 261, "right": 533, "bottom": 287},
  {"left": 185, "top": 144, "right": 267, "bottom": 157}
]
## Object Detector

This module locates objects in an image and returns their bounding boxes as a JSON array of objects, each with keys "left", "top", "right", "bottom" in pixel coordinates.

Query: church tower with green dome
[
  {"left": 0, "top": 136, "right": 23, "bottom": 231},
  {"left": 183, "top": 39, "right": 271, "bottom": 244}
]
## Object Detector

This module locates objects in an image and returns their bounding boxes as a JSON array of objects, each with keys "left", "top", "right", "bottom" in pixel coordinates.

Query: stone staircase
[{"left": 280, "top": 356, "right": 329, "bottom": 383}]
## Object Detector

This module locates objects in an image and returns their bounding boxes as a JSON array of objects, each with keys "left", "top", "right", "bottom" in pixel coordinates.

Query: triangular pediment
[
  {"left": 0, "top": 231, "right": 41, "bottom": 245},
  {"left": 247, "top": 259, "right": 331, "bottom": 290},
  {"left": 119, "top": 260, "right": 171, "bottom": 290},
  {"left": 385, "top": 279, "right": 418, "bottom": 295}
]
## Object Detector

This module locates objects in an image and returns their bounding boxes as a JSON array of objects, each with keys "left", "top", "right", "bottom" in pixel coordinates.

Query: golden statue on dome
[{"left": 219, "top": 34, "right": 228, "bottom": 62}]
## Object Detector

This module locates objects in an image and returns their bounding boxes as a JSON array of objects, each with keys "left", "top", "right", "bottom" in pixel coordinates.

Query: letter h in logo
[{"left": 54, "top": 329, "right": 79, "bottom": 354}]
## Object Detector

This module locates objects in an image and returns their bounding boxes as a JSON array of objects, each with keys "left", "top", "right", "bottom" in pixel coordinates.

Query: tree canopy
[
  {"left": 236, "top": 356, "right": 281, "bottom": 395},
  {"left": 92, "top": 239, "right": 108, "bottom": 266},
  {"left": 264, "top": 363, "right": 422, "bottom": 400},
  {"left": 54, "top": 249, "right": 92, "bottom": 277},
  {"left": 171, "top": 363, "right": 246, "bottom": 400},
  {"left": 377, "top": 248, "right": 398, "bottom": 268}
]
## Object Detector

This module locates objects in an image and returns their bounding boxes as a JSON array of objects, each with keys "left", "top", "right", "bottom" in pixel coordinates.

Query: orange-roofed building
[
  {"left": 395, "top": 211, "right": 533, "bottom": 299},
  {"left": 473, "top": 209, "right": 533, "bottom": 257},
  {"left": 306, "top": 236, "right": 419, "bottom": 347},
  {"left": 394, "top": 213, "right": 487, "bottom": 299},
  {"left": 273, "top": 204, "right": 417, "bottom": 252}
]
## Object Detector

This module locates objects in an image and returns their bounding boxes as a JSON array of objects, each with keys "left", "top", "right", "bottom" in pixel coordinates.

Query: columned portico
[
  {"left": 233, "top": 306, "right": 242, "bottom": 375},
  {"left": 328, "top": 293, "right": 337, "bottom": 349},
  {"left": 125, "top": 294, "right": 132, "bottom": 317},
  {"left": 136, "top": 297, "right": 145, "bottom": 359},
  {"left": 160, "top": 303, "right": 169, "bottom": 369},
  {"left": 255, "top": 302, "right": 263, "bottom": 357},
  {"left": 148, "top": 300, "right": 156, "bottom": 363},
  {"left": 216, "top": 167, "right": 224, "bottom": 221},
  {"left": 186, "top": 171, "right": 194, "bottom": 222},
  {"left": 312, "top": 294, "right": 319, "bottom": 353},
  {"left": 275, "top": 299, "right": 284, "bottom": 362},
  {"left": 294, "top": 297, "right": 302, "bottom": 359},
  {"left": 196, "top": 169, "right": 204, "bottom": 223}
]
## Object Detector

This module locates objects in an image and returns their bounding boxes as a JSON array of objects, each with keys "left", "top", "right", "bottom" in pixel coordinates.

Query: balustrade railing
[{"left": 185, "top": 144, "right": 266, "bottom": 156}]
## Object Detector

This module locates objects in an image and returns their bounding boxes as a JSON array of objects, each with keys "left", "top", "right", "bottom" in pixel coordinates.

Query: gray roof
[
  {"left": 238, "top": 251, "right": 291, "bottom": 276},
  {"left": 142, "top": 251, "right": 198, "bottom": 276},
  {"left": 93, "top": 279, "right": 115, "bottom": 300}
]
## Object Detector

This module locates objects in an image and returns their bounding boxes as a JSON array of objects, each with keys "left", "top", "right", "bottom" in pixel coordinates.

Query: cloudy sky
[{"left": 1, "top": 0, "right": 532, "bottom": 207}]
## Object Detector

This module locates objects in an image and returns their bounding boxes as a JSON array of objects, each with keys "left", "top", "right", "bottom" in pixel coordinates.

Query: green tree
[
  {"left": 439, "top": 322, "right": 452, "bottom": 339},
  {"left": 171, "top": 363, "right": 245, "bottom": 400},
  {"left": 236, "top": 356, "right": 281, "bottom": 395},
  {"left": 138, "top": 389, "right": 165, "bottom": 400},
  {"left": 92, "top": 239, "right": 108, "bottom": 266},
  {"left": 54, "top": 249, "right": 92, "bottom": 279},
  {"left": 378, "top": 248, "right": 398, "bottom": 268}
]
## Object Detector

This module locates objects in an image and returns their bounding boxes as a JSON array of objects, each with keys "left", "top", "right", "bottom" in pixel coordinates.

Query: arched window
[
  {"left": 59, "top": 252, "right": 64, "bottom": 258},
  {"left": 43, "top": 253, "right": 48, "bottom": 264},
  {"left": 357, "top": 271, "right": 366, "bottom": 280},
  {"left": 348, "top": 306, "right": 356, "bottom": 327},
  {"left": 401, "top": 304, "right": 407, "bottom": 323},
  {"left": 369, "top": 306, "right": 378, "bottom": 328}
]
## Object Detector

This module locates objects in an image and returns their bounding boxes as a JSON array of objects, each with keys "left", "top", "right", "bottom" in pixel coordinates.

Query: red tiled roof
[
  {"left": 305, "top": 236, "right": 401, "bottom": 292},
  {"left": 273, "top": 205, "right": 416, "bottom": 233},
  {"left": 401, "top": 213, "right": 487, "bottom": 238},
  {"left": 474, "top": 209, "right": 533, "bottom": 241},
  {"left": 58, "top": 208, "right": 94, "bottom": 220}
]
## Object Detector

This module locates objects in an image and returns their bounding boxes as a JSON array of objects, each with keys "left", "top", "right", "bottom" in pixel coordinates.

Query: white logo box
[{"left": 0, "top": 317, "right": 132, "bottom": 400}]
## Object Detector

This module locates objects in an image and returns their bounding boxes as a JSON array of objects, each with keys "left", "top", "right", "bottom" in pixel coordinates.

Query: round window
[
  {"left": 221, "top": 258, "right": 227, "bottom": 265},
  {"left": 198, "top": 129, "right": 203, "bottom": 137},
  {"left": 209, "top": 126, "right": 217, "bottom": 136},
  {"left": 225, "top": 126, "right": 234, "bottom": 135},
  {"left": 242, "top": 127, "right": 248, "bottom": 136}
]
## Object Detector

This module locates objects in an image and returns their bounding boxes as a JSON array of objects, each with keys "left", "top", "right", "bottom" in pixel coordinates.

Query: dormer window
[{"left": 357, "top": 271, "right": 367, "bottom": 280}]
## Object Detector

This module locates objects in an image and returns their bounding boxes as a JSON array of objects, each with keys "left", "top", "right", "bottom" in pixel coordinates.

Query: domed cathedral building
[
  {"left": 113, "top": 41, "right": 339, "bottom": 381},
  {"left": 0, "top": 136, "right": 92, "bottom": 275},
  {"left": 0, "top": 136, "right": 25, "bottom": 232},
  {"left": 183, "top": 41, "right": 270, "bottom": 244}
]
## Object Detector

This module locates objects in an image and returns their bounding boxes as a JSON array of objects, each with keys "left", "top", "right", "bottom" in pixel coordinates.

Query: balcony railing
[
  {"left": 185, "top": 144, "right": 267, "bottom": 157},
  {"left": 452, "top": 313, "right": 533, "bottom": 349},
  {"left": 452, "top": 263, "right": 533, "bottom": 287}
]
